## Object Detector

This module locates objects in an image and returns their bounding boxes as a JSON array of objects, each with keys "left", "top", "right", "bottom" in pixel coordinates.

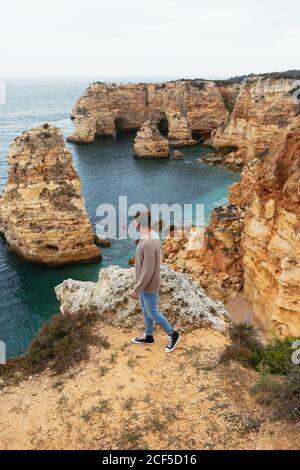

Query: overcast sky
[{"left": 1, "top": 0, "right": 299, "bottom": 80}]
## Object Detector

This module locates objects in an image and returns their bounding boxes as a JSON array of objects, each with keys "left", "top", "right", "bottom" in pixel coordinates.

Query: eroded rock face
[
  {"left": 239, "top": 128, "right": 300, "bottom": 335},
  {"left": 213, "top": 78, "right": 300, "bottom": 168},
  {"left": 68, "top": 80, "right": 230, "bottom": 146},
  {"left": 55, "top": 264, "right": 230, "bottom": 332},
  {"left": 133, "top": 121, "right": 169, "bottom": 158},
  {"left": 163, "top": 206, "right": 244, "bottom": 302},
  {"left": 0, "top": 125, "right": 101, "bottom": 266},
  {"left": 173, "top": 127, "right": 300, "bottom": 335}
]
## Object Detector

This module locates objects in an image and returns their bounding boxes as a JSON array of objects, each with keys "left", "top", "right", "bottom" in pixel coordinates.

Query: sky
[{"left": 1, "top": 0, "right": 299, "bottom": 80}]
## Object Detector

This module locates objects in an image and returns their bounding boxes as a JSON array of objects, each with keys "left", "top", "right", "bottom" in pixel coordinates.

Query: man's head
[{"left": 135, "top": 210, "right": 152, "bottom": 235}]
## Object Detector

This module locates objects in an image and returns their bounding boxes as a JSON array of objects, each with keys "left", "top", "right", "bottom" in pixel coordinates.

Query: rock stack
[
  {"left": 133, "top": 121, "right": 169, "bottom": 158},
  {"left": 0, "top": 125, "right": 101, "bottom": 266}
]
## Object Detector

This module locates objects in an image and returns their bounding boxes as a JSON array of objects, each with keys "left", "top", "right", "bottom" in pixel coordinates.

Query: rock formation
[
  {"left": 68, "top": 80, "right": 231, "bottom": 146},
  {"left": 163, "top": 206, "right": 244, "bottom": 302},
  {"left": 217, "top": 83, "right": 241, "bottom": 114},
  {"left": 212, "top": 77, "right": 300, "bottom": 168},
  {"left": 172, "top": 149, "right": 184, "bottom": 160},
  {"left": 237, "top": 127, "right": 300, "bottom": 336},
  {"left": 94, "top": 235, "right": 111, "bottom": 247},
  {"left": 0, "top": 125, "right": 101, "bottom": 266},
  {"left": 55, "top": 264, "right": 230, "bottom": 332},
  {"left": 133, "top": 121, "right": 169, "bottom": 158},
  {"left": 165, "top": 124, "right": 300, "bottom": 336}
]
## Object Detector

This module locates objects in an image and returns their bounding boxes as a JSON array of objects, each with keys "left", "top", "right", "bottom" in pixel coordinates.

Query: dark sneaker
[
  {"left": 165, "top": 331, "right": 180, "bottom": 353},
  {"left": 131, "top": 335, "right": 154, "bottom": 344}
]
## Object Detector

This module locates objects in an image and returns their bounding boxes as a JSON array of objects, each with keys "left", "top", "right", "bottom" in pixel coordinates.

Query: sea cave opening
[
  {"left": 192, "top": 129, "right": 211, "bottom": 143},
  {"left": 113, "top": 117, "right": 124, "bottom": 138},
  {"left": 157, "top": 118, "right": 169, "bottom": 137}
]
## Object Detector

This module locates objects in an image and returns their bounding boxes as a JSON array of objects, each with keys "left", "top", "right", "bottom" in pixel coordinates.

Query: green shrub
[
  {"left": 250, "top": 337, "right": 297, "bottom": 375},
  {"left": 27, "top": 310, "right": 110, "bottom": 374},
  {"left": 0, "top": 309, "right": 110, "bottom": 385},
  {"left": 220, "top": 323, "right": 263, "bottom": 367},
  {"left": 221, "top": 323, "right": 299, "bottom": 375},
  {"left": 221, "top": 324, "right": 300, "bottom": 422}
]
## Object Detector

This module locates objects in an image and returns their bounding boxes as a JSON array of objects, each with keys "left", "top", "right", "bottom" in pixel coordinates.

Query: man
[{"left": 130, "top": 211, "right": 180, "bottom": 353}]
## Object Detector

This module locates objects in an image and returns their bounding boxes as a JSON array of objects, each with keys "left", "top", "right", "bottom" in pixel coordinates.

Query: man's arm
[{"left": 132, "top": 241, "right": 156, "bottom": 295}]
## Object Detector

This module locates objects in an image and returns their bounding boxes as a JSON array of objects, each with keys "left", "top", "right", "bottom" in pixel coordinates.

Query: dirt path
[{"left": 0, "top": 324, "right": 299, "bottom": 450}]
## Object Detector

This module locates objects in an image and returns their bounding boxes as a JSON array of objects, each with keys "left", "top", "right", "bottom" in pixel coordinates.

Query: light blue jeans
[{"left": 139, "top": 290, "right": 173, "bottom": 336}]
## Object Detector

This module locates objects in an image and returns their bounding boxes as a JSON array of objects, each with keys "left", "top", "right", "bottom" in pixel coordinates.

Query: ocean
[{"left": 0, "top": 78, "right": 240, "bottom": 358}]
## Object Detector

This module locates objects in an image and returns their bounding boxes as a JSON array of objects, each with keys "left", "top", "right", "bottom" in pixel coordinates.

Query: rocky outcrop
[
  {"left": 0, "top": 125, "right": 101, "bottom": 266},
  {"left": 68, "top": 80, "right": 230, "bottom": 146},
  {"left": 163, "top": 206, "right": 244, "bottom": 301},
  {"left": 212, "top": 77, "right": 300, "bottom": 168},
  {"left": 133, "top": 121, "right": 169, "bottom": 158},
  {"left": 55, "top": 264, "right": 230, "bottom": 332},
  {"left": 200, "top": 151, "right": 243, "bottom": 171}
]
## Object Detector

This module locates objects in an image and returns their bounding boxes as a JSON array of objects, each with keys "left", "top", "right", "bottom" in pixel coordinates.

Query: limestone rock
[
  {"left": 240, "top": 128, "right": 300, "bottom": 336},
  {"left": 133, "top": 121, "right": 169, "bottom": 158},
  {"left": 172, "top": 150, "right": 184, "bottom": 160},
  {"left": 94, "top": 235, "right": 111, "bottom": 247},
  {"left": 163, "top": 205, "right": 244, "bottom": 302},
  {"left": 213, "top": 77, "right": 300, "bottom": 168},
  {"left": 200, "top": 152, "right": 223, "bottom": 166},
  {"left": 217, "top": 83, "right": 241, "bottom": 114},
  {"left": 55, "top": 264, "right": 230, "bottom": 332},
  {"left": 68, "top": 80, "right": 229, "bottom": 145},
  {"left": 0, "top": 125, "right": 101, "bottom": 266}
]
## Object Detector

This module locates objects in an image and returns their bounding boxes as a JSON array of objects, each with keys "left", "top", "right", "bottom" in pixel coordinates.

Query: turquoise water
[{"left": 0, "top": 79, "right": 240, "bottom": 358}]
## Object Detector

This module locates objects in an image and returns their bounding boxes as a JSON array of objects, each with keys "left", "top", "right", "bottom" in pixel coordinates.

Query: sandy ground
[{"left": 0, "top": 324, "right": 299, "bottom": 450}]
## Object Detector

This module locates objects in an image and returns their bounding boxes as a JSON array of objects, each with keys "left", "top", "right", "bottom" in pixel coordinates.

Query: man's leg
[
  {"left": 142, "top": 290, "right": 180, "bottom": 353},
  {"left": 131, "top": 292, "right": 155, "bottom": 344},
  {"left": 139, "top": 291, "right": 154, "bottom": 336},
  {"left": 141, "top": 290, "right": 173, "bottom": 335}
]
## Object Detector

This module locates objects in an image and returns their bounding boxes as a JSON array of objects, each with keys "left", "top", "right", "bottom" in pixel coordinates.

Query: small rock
[
  {"left": 94, "top": 235, "right": 111, "bottom": 247},
  {"left": 172, "top": 150, "right": 184, "bottom": 160},
  {"left": 128, "top": 256, "right": 135, "bottom": 266}
]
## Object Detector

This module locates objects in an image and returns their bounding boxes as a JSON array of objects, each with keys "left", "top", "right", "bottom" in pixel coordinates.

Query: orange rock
[
  {"left": 213, "top": 77, "right": 300, "bottom": 168},
  {"left": 0, "top": 125, "right": 101, "bottom": 266},
  {"left": 68, "top": 80, "right": 229, "bottom": 146}
]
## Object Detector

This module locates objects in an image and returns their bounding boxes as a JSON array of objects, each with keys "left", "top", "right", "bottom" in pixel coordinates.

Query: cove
[{"left": 0, "top": 80, "right": 239, "bottom": 359}]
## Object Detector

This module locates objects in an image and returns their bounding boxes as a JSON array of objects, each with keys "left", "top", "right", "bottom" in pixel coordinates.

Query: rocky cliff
[
  {"left": 133, "top": 121, "right": 169, "bottom": 157},
  {"left": 238, "top": 128, "right": 300, "bottom": 336},
  {"left": 212, "top": 77, "right": 300, "bottom": 168},
  {"left": 67, "top": 80, "right": 231, "bottom": 146},
  {"left": 55, "top": 264, "right": 229, "bottom": 332},
  {"left": 0, "top": 125, "right": 101, "bottom": 266},
  {"left": 163, "top": 206, "right": 244, "bottom": 301},
  {"left": 165, "top": 125, "right": 300, "bottom": 336}
]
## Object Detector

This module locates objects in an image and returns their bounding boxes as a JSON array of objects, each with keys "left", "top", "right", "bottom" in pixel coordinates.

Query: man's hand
[{"left": 130, "top": 290, "right": 138, "bottom": 299}]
